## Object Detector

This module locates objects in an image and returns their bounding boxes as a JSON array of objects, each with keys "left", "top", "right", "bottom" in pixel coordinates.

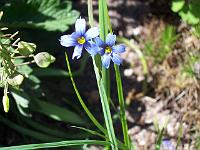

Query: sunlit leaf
[
  {"left": 171, "top": 0, "right": 185, "bottom": 12},
  {"left": 1, "top": 0, "right": 79, "bottom": 31}
]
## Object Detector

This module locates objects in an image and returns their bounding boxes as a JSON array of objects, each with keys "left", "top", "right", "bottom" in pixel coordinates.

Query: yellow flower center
[
  {"left": 105, "top": 46, "right": 112, "bottom": 53},
  {"left": 77, "top": 36, "right": 86, "bottom": 44}
]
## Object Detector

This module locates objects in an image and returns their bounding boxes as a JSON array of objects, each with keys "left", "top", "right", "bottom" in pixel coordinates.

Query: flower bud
[
  {"left": 34, "top": 52, "right": 55, "bottom": 68},
  {"left": 2, "top": 95, "right": 9, "bottom": 113},
  {"left": 17, "top": 41, "right": 36, "bottom": 56},
  {"left": 7, "top": 73, "right": 24, "bottom": 86}
]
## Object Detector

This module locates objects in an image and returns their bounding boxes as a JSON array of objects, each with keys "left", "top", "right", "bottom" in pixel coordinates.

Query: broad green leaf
[
  {"left": 11, "top": 89, "right": 32, "bottom": 116},
  {"left": 16, "top": 114, "right": 90, "bottom": 139},
  {"left": 30, "top": 99, "right": 88, "bottom": 125},
  {"left": 11, "top": 88, "right": 87, "bottom": 125},
  {"left": 28, "top": 75, "right": 40, "bottom": 84},
  {"left": 171, "top": 0, "right": 185, "bottom": 12},
  {"left": 1, "top": 0, "right": 79, "bottom": 31},
  {"left": 172, "top": 0, "right": 200, "bottom": 25},
  {"left": 11, "top": 89, "right": 30, "bottom": 109},
  {"left": 179, "top": 8, "right": 200, "bottom": 24}
]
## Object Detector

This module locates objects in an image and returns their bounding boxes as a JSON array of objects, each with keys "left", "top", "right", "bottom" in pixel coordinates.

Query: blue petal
[
  {"left": 94, "top": 37, "right": 105, "bottom": 47},
  {"left": 102, "top": 54, "right": 111, "bottom": 69},
  {"left": 84, "top": 41, "right": 99, "bottom": 56},
  {"left": 106, "top": 33, "right": 116, "bottom": 46},
  {"left": 75, "top": 18, "right": 86, "bottom": 35},
  {"left": 71, "top": 32, "right": 81, "bottom": 39},
  {"left": 72, "top": 44, "right": 83, "bottom": 59},
  {"left": 111, "top": 53, "right": 122, "bottom": 65},
  {"left": 112, "top": 44, "right": 126, "bottom": 53},
  {"left": 162, "top": 140, "right": 175, "bottom": 150},
  {"left": 85, "top": 27, "right": 99, "bottom": 40},
  {"left": 60, "top": 35, "right": 77, "bottom": 47},
  {"left": 98, "top": 47, "right": 105, "bottom": 55}
]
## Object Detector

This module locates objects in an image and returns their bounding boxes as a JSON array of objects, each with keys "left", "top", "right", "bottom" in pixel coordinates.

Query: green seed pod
[
  {"left": 17, "top": 41, "right": 36, "bottom": 56},
  {"left": 34, "top": 52, "right": 55, "bottom": 68},
  {"left": 2, "top": 95, "right": 9, "bottom": 113},
  {"left": 7, "top": 73, "right": 24, "bottom": 86}
]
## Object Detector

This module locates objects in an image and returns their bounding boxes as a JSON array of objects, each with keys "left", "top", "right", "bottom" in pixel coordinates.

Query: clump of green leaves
[
  {"left": 192, "top": 24, "right": 200, "bottom": 38},
  {"left": 0, "top": 12, "right": 55, "bottom": 113},
  {"left": 144, "top": 25, "right": 178, "bottom": 64},
  {"left": 182, "top": 51, "right": 200, "bottom": 78},
  {"left": 0, "top": 0, "right": 79, "bottom": 31},
  {"left": 171, "top": 0, "right": 200, "bottom": 25}
]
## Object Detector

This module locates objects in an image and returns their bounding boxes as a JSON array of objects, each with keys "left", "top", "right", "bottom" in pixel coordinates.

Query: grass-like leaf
[
  {"left": 0, "top": 115, "right": 62, "bottom": 142},
  {"left": 114, "top": 65, "right": 132, "bottom": 149},
  {"left": 65, "top": 53, "right": 106, "bottom": 134},
  {"left": 0, "top": 140, "right": 109, "bottom": 150}
]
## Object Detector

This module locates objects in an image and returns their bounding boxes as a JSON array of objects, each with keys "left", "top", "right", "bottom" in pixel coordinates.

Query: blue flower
[
  {"left": 94, "top": 33, "right": 126, "bottom": 69},
  {"left": 60, "top": 18, "right": 99, "bottom": 59},
  {"left": 162, "top": 140, "right": 175, "bottom": 150}
]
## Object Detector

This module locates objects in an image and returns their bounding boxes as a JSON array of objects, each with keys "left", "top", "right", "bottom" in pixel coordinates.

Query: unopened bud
[
  {"left": 7, "top": 73, "right": 24, "bottom": 86},
  {"left": 34, "top": 52, "right": 55, "bottom": 68},
  {"left": 2, "top": 95, "right": 9, "bottom": 113},
  {"left": 17, "top": 41, "right": 36, "bottom": 56}
]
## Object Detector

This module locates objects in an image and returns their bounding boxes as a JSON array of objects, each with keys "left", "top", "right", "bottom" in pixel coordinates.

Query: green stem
[
  {"left": 92, "top": 57, "right": 118, "bottom": 150},
  {"left": 117, "top": 37, "right": 148, "bottom": 76},
  {"left": 65, "top": 53, "right": 106, "bottom": 134},
  {"left": 117, "top": 37, "right": 148, "bottom": 94},
  {"left": 88, "top": 1, "right": 118, "bottom": 149},
  {"left": 114, "top": 65, "right": 131, "bottom": 149},
  {"left": 99, "top": 0, "right": 110, "bottom": 98},
  {"left": 88, "top": 0, "right": 94, "bottom": 27}
]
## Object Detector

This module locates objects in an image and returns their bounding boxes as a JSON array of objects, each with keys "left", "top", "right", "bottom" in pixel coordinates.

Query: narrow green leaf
[
  {"left": 176, "top": 123, "right": 183, "bottom": 150},
  {"left": 65, "top": 53, "right": 106, "bottom": 134},
  {"left": 99, "top": 0, "right": 110, "bottom": 98},
  {"left": 99, "top": 79, "right": 118, "bottom": 150},
  {"left": 0, "top": 140, "right": 109, "bottom": 150},
  {"left": 114, "top": 65, "right": 131, "bottom": 149},
  {"left": 71, "top": 126, "right": 106, "bottom": 139},
  {"left": 0, "top": 115, "right": 62, "bottom": 142},
  {"left": 156, "top": 128, "right": 165, "bottom": 150}
]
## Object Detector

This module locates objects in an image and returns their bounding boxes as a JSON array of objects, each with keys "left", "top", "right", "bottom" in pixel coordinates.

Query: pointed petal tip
[
  {"left": 85, "top": 27, "right": 100, "bottom": 40},
  {"left": 75, "top": 18, "right": 86, "bottom": 35},
  {"left": 102, "top": 54, "right": 111, "bottom": 69},
  {"left": 60, "top": 35, "right": 77, "bottom": 47},
  {"left": 106, "top": 33, "right": 116, "bottom": 46}
]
